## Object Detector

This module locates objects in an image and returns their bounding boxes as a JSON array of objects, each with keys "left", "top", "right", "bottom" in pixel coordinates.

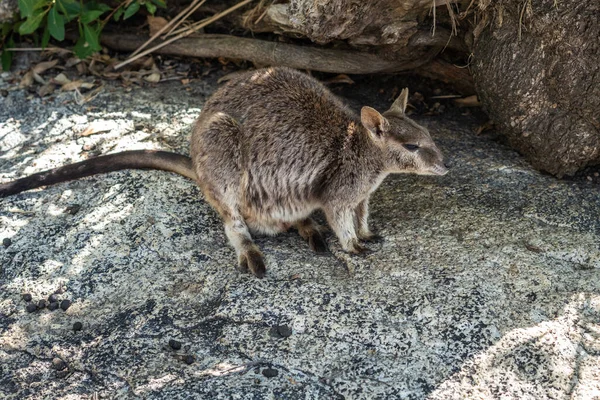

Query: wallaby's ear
[
  {"left": 361, "top": 106, "right": 389, "bottom": 137},
  {"left": 387, "top": 87, "right": 409, "bottom": 116}
]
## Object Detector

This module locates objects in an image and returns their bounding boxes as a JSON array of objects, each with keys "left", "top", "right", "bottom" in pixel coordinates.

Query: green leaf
[
  {"left": 145, "top": 2, "right": 157, "bottom": 15},
  {"left": 113, "top": 7, "right": 124, "bottom": 21},
  {"left": 18, "top": 9, "right": 46, "bottom": 35},
  {"left": 85, "top": 24, "right": 101, "bottom": 50},
  {"left": 151, "top": 0, "right": 166, "bottom": 8},
  {"left": 18, "top": 0, "right": 47, "bottom": 18},
  {"left": 97, "top": 3, "right": 112, "bottom": 12},
  {"left": 18, "top": 0, "right": 36, "bottom": 18},
  {"left": 57, "top": 0, "right": 80, "bottom": 19},
  {"left": 41, "top": 23, "right": 50, "bottom": 47},
  {"left": 2, "top": 22, "right": 13, "bottom": 36},
  {"left": 73, "top": 23, "right": 102, "bottom": 59},
  {"left": 81, "top": 10, "right": 106, "bottom": 24},
  {"left": 123, "top": 1, "right": 140, "bottom": 20},
  {"left": 1, "top": 38, "right": 14, "bottom": 71},
  {"left": 48, "top": 6, "right": 65, "bottom": 40},
  {"left": 73, "top": 36, "right": 93, "bottom": 59}
]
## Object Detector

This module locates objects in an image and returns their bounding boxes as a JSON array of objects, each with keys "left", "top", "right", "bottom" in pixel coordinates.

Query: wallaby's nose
[{"left": 432, "top": 164, "right": 449, "bottom": 176}]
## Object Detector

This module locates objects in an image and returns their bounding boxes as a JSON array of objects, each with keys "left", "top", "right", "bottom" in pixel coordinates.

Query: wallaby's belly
[{"left": 240, "top": 169, "right": 321, "bottom": 235}]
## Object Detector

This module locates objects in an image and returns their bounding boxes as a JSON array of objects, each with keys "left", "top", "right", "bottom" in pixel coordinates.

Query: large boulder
[{"left": 471, "top": 0, "right": 600, "bottom": 177}]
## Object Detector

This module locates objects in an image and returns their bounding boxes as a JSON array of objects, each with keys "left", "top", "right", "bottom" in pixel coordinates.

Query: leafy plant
[{"left": 0, "top": 0, "right": 166, "bottom": 70}]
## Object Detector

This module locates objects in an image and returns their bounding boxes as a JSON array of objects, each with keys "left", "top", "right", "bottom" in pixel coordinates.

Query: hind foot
[
  {"left": 239, "top": 249, "right": 266, "bottom": 278},
  {"left": 358, "top": 231, "right": 383, "bottom": 243},
  {"left": 296, "top": 218, "right": 329, "bottom": 253},
  {"left": 308, "top": 231, "right": 328, "bottom": 253}
]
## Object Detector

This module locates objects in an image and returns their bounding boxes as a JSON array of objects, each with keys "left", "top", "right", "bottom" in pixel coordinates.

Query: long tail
[{"left": 0, "top": 150, "right": 195, "bottom": 197}]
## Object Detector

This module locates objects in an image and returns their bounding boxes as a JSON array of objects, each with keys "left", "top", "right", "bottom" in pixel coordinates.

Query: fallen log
[
  {"left": 100, "top": 32, "right": 474, "bottom": 93},
  {"left": 100, "top": 33, "right": 438, "bottom": 74}
]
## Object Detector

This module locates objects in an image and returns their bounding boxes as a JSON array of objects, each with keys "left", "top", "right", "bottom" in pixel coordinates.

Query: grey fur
[
  {"left": 0, "top": 67, "right": 448, "bottom": 278},
  {"left": 190, "top": 67, "right": 447, "bottom": 277}
]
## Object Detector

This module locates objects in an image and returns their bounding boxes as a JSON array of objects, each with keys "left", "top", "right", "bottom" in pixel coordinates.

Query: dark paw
[
  {"left": 239, "top": 250, "right": 266, "bottom": 278},
  {"left": 308, "top": 232, "right": 328, "bottom": 253},
  {"left": 348, "top": 242, "right": 372, "bottom": 255},
  {"left": 359, "top": 233, "right": 383, "bottom": 243},
  {"left": 246, "top": 249, "right": 266, "bottom": 278},
  {"left": 238, "top": 257, "right": 250, "bottom": 273}
]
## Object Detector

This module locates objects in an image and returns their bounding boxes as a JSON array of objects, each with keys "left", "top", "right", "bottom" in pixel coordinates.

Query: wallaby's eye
[{"left": 403, "top": 144, "right": 420, "bottom": 151}]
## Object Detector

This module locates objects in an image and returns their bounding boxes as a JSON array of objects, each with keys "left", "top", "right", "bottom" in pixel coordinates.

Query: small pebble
[
  {"left": 73, "top": 322, "right": 83, "bottom": 331},
  {"left": 22, "top": 293, "right": 32, "bottom": 302},
  {"left": 48, "top": 302, "right": 59, "bottom": 311},
  {"left": 48, "top": 294, "right": 59, "bottom": 303},
  {"left": 51, "top": 358, "right": 67, "bottom": 371},
  {"left": 269, "top": 324, "right": 292, "bottom": 339},
  {"left": 56, "top": 370, "right": 69, "bottom": 378},
  {"left": 262, "top": 368, "right": 279, "bottom": 378},
  {"left": 183, "top": 355, "right": 195, "bottom": 365},
  {"left": 37, "top": 300, "right": 47, "bottom": 309},
  {"left": 168, "top": 339, "right": 182, "bottom": 350},
  {"left": 26, "top": 303, "right": 38, "bottom": 313},
  {"left": 276, "top": 325, "right": 292, "bottom": 338},
  {"left": 65, "top": 204, "right": 81, "bottom": 215},
  {"left": 0, "top": 89, "right": 8, "bottom": 97},
  {"left": 2, "top": 238, "right": 11, "bottom": 247},
  {"left": 60, "top": 299, "right": 72, "bottom": 311}
]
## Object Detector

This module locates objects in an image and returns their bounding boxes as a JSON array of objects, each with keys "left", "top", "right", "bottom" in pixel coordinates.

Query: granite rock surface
[{"left": 1, "top": 71, "right": 599, "bottom": 399}]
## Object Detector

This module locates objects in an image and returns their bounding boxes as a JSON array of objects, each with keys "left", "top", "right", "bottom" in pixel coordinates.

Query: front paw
[{"left": 345, "top": 241, "right": 371, "bottom": 255}]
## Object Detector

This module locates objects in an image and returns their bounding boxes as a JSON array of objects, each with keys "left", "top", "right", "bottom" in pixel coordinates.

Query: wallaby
[{"left": 1, "top": 67, "right": 448, "bottom": 278}]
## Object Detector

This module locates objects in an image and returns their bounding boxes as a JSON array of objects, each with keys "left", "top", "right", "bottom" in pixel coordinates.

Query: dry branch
[
  {"left": 102, "top": 33, "right": 440, "bottom": 75},
  {"left": 113, "top": 0, "right": 253, "bottom": 69},
  {"left": 129, "top": 0, "right": 207, "bottom": 58}
]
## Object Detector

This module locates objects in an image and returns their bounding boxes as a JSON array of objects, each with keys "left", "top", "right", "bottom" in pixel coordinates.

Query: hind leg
[
  {"left": 224, "top": 214, "right": 266, "bottom": 278},
  {"left": 201, "top": 188, "right": 265, "bottom": 278},
  {"left": 296, "top": 218, "right": 328, "bottom": 253},
  {"left": 192, "top": 112, "right": 266, "bottom": 277}
]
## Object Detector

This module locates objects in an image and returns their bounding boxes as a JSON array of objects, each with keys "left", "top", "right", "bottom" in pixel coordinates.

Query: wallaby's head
[{"left": 360, "top": 88, "right": 448, "bottom": 176}]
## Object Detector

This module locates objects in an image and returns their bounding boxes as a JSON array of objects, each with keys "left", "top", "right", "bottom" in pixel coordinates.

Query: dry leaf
[
  {"left": 53, "top": 73, "right": 71, "bottom": 85},
  {"left": 20, "top": 71, "right": 34, "bottom": 88},
  {"left": 454, "top": 95, "right": 480, "bottom": 107},
  {"left": 38, "top": 83, "right": 56, "bottom": 97},
  {"left": 32, "top": 71, "right": 46, "bottom": 84},
  {"left": 80, "top": 82, "right": 95, "bottom": 89},
  {"left": 142, "top": 57, "right": 155, "bottom": 69},
  {"left": 144, "top": 72, "right": 161, "bottom": 83},
  {"left": 65, "top": 57, "right": 82, "bottom": 68},
  {"left": 475, "top": 120, "right": 495, "bottom": 135},
  {"left": 101, "top": 72, "right": 121, "bottom": 80},
  {"left": 148, "top": 16, "right": 169, "bottom": 36},
  {"left": 76, "top": 63, "right": 88, "bottom": 75},
  {"left": 180, "top": 78, "right": 190, "bottom": 85},
  {"left": 79, "top": 120, "right": 114, "bottom": 137},
  {"left": 324, "top": 74, "right": 355, "bottom": 85},
  {"left": 32, "top": 60, "right": 58, "bottom": 74},
  {"left": 62, "top": 80, "right": 83, "bottom": 91}
]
